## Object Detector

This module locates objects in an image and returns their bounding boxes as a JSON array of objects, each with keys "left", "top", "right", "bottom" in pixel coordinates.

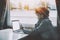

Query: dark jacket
[{"left": 19, "top": 17, "right": 58, "bottom": 40}]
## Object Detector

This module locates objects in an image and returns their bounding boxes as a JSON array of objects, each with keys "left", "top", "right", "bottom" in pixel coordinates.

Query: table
[{"left": 13, "top": 30, "right": 28, "bottom": 40}]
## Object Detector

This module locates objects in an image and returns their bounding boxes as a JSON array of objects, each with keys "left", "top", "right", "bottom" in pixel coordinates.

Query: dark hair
[
  {"left": 0, "top": 0, "right": 6, "bottom": 29},
  {"left": 0, "top": 0, "right": 6, "bottom": 20}
]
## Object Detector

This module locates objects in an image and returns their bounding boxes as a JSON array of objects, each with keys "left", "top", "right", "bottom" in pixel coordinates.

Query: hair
[
  {"left": 35, "top": 7, "right": 49, "bottom": 18},
  {"left": 0, "top": 0, "right": 6, "bottom": 29},
  {"left": 0, "top": 0, "right": 6, "bottom": 20}
]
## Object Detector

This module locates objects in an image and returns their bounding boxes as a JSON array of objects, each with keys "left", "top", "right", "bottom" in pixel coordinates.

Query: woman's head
[
  {"left": 0, "top": 0, "right": 6, "bottom": 19},
  {"left": 35, "top": 7, "right": 49, "bottom": 19}
]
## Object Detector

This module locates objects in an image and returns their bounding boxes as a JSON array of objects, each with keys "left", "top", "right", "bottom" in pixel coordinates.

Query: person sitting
[
  {"left": 18, "top": 7, "right": 58, "bottom": 40},
  {"left": 0, "top": 0, "right": 6, "bottom": 29}
]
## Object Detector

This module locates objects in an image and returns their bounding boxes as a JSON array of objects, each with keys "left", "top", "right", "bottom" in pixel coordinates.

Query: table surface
[{"left": 13, "top": 30, "right": 28, "bottom": 40}]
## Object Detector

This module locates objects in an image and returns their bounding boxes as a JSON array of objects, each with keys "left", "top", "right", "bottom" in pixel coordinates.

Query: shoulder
[
  {"left": 40, "top": 18, "right": 52, "bottom": 27},
  {"left": 42, "top": 18, "right": 51, "bottom": 24}
]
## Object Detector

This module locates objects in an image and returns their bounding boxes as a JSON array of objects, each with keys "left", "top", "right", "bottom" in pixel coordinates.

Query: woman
[
  {"left": 0, "top": 0, "right": 6, "bottom": 29},
  {"left": 19, "top": 7, "right": 58, "bottom": 40}
]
